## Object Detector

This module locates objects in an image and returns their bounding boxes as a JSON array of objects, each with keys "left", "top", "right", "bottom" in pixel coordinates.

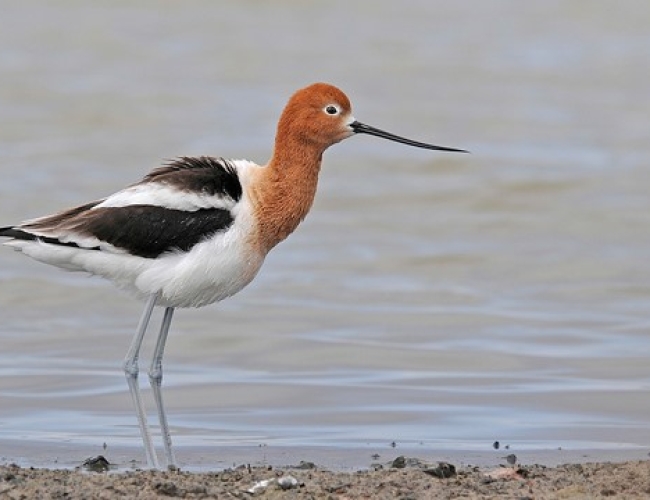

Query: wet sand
[
  {"left": 1, "top": 441, "right": 649, "bottom": 499},
  {"left": 1, "top": 458, "right": 649, "bottom": 499}
]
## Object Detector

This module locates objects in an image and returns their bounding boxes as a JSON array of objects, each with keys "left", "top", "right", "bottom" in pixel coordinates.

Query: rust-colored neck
[{"left": 248, "top": 130, "right": 325, "bottom": 254}]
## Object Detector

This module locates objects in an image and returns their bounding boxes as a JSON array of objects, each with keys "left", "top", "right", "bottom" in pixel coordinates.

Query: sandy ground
[
  {"left": 1, "top": 444, "right": 649, "bottom": 499},
  {"left": 1, "top": 459, "right": 650, "bottom": 499}
]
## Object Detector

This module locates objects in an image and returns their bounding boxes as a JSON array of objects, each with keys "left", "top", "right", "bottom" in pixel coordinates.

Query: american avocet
[{"left": 0, "top": 82, "right": 467, "bottom": 469}]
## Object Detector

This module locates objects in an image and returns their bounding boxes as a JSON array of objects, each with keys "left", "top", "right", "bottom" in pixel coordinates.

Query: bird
[{"left": 0, "top": 82, "right": 467, "bottom": 469}]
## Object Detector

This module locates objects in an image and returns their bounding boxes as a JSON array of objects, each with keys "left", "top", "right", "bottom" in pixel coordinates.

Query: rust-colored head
[
  {"left": 275, "top": 83, "right": 355, "bottom": 153},
  {"left": 274, "top": 82, "right": 468, "bottom": 157}
]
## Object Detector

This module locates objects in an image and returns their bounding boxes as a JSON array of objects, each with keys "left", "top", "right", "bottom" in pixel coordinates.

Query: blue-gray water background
[{"left": 1, "top": 1, "right": 649, "bottom": 465}]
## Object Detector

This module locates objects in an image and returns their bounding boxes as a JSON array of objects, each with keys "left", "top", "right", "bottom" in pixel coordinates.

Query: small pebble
[
  {"left": 296, "top": 461, "right": 316, "bottom": 470},
  {"left": 277, "top": 475, "right": 298, "bottom": 490},
  {"left": 81, "top": 456, "right": 111, "bottom": 473},
  {"left": 423, "top": 462, "right": 456, "bottom": 479}
]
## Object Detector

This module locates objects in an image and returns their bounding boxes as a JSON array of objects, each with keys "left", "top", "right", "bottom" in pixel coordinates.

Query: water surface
[{"left": 1, "top": 1, "right": 649, "bottom": 464}]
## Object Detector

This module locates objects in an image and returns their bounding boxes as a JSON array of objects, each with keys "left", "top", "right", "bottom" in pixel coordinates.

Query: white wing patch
[
  {"left": 94, "top": 182, "right": 237, "bottom": 212},
  {"left": 93, "top": 159, "right": 258, "bottom": 213}
]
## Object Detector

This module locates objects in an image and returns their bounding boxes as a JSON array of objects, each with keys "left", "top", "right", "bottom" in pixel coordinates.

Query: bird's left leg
[
  {"left": 148, "top": 306, "right": 177, "bottom": 470},
  {"left": 124, "top": 293, "right": 160, "bottom": 469}
]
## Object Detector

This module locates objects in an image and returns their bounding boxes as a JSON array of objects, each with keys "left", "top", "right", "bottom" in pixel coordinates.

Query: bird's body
[
  {"left": 5, "top": 157, "right": 267, "bottom": 308},
  {"left": 0, "top": 82, "right": 466, "bottom": 469}
]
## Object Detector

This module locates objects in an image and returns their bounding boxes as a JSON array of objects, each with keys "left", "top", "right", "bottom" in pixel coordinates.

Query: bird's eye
[{"left": 324, "top": 104, "right": 340, "bottom": 116}]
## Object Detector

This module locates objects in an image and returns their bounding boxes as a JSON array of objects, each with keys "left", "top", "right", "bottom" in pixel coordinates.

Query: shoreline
[
  {"left": 2, "top": 439, "right": 649, "bottom": 472},
  {"left": 1, "top": 441, "right": 648, "bottom": 498},
  {"left": 1, "top": 451, "right": 649, "bottom": 499}
]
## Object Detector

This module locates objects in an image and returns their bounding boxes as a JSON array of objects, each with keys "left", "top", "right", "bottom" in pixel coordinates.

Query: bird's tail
[{"left": 0, "top": 227, "right": 37, "bottom": 241}]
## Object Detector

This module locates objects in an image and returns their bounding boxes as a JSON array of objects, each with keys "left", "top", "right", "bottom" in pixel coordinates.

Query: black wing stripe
[
  {"left": 0, "top": 227, "right": 98, "bottom": 250},
  {"left": 78, "top": 205, "right": 234, "bottom": 258},
  {"left": 1, "top": 206, "right": 235, "bottom": 259}
]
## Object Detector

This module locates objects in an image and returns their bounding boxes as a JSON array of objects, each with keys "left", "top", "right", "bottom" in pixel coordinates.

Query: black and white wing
[{"left": 0, "top": 156, "right": 247, "bottom": 259}]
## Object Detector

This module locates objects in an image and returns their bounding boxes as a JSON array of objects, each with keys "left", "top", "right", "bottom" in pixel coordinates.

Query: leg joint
[
  {"left": 148, "top": 365, "right": 163, "bottom": 383},
  {"left": 123, "top": 358, "right": 139, "bottom": 378}
]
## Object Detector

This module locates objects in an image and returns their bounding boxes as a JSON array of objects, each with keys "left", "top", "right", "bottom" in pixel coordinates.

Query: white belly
[
  {"left": 6, "top": 210, "right": 265, "bottom": 309},
  {"left": 137, "top": 230, "right": 265, "bottom": 308}
]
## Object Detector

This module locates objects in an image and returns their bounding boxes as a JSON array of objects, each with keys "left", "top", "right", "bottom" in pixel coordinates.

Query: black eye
[{"left": 324, "top": 105, "right": 339, "bottom": 115}]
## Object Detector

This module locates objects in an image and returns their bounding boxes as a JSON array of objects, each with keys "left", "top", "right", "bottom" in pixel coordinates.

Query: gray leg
[
  {"left": 123, "top": 293, "right": 160, "bottom": 469},
  {"left": 148, "top": 306, "right": 177, "bottom": 469}
]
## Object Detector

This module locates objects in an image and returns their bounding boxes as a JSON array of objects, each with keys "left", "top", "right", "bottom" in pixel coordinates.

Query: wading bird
[{"left": 0, "top": 83, "right": 467, "bottom": 469}]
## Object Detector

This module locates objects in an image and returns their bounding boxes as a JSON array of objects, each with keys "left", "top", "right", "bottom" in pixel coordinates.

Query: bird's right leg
[
  {"left": 123, "top": 293, "right": 159, "bottom": 469},
  {"left": 148, "top": 306, "right": 177, "bottom": 470}
]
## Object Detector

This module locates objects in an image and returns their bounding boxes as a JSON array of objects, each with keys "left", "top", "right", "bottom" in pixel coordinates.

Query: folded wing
[{"left": 0, "top": 156, "right": 244, "bottom": 259}]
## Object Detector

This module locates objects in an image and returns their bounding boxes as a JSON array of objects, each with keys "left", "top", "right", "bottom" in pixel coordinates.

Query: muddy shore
[
  {"left": 1, "top": 443, "right": 648, "bottom": 499},
  {"left": 2, "top": 459, "right": 650, "bottom": 499}
]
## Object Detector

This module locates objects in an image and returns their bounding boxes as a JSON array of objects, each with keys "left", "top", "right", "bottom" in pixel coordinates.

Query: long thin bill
[{"left": 350, "top": 121, "right": 468, "bottom": 153}]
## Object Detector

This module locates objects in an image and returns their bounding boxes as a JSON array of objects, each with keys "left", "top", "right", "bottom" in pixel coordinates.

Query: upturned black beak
[{"left": 350, "top": 121, "right": 468, "bottom": 153}]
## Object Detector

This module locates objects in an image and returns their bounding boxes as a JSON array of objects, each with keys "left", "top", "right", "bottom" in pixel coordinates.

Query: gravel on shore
[{"left": 1, "top": 457, "right": 649, "bottom": 499}]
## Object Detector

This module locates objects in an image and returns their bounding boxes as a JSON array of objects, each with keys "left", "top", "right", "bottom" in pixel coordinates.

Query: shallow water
[{"left": 1, "top": 1, "right": 650, "bottom": 463}]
